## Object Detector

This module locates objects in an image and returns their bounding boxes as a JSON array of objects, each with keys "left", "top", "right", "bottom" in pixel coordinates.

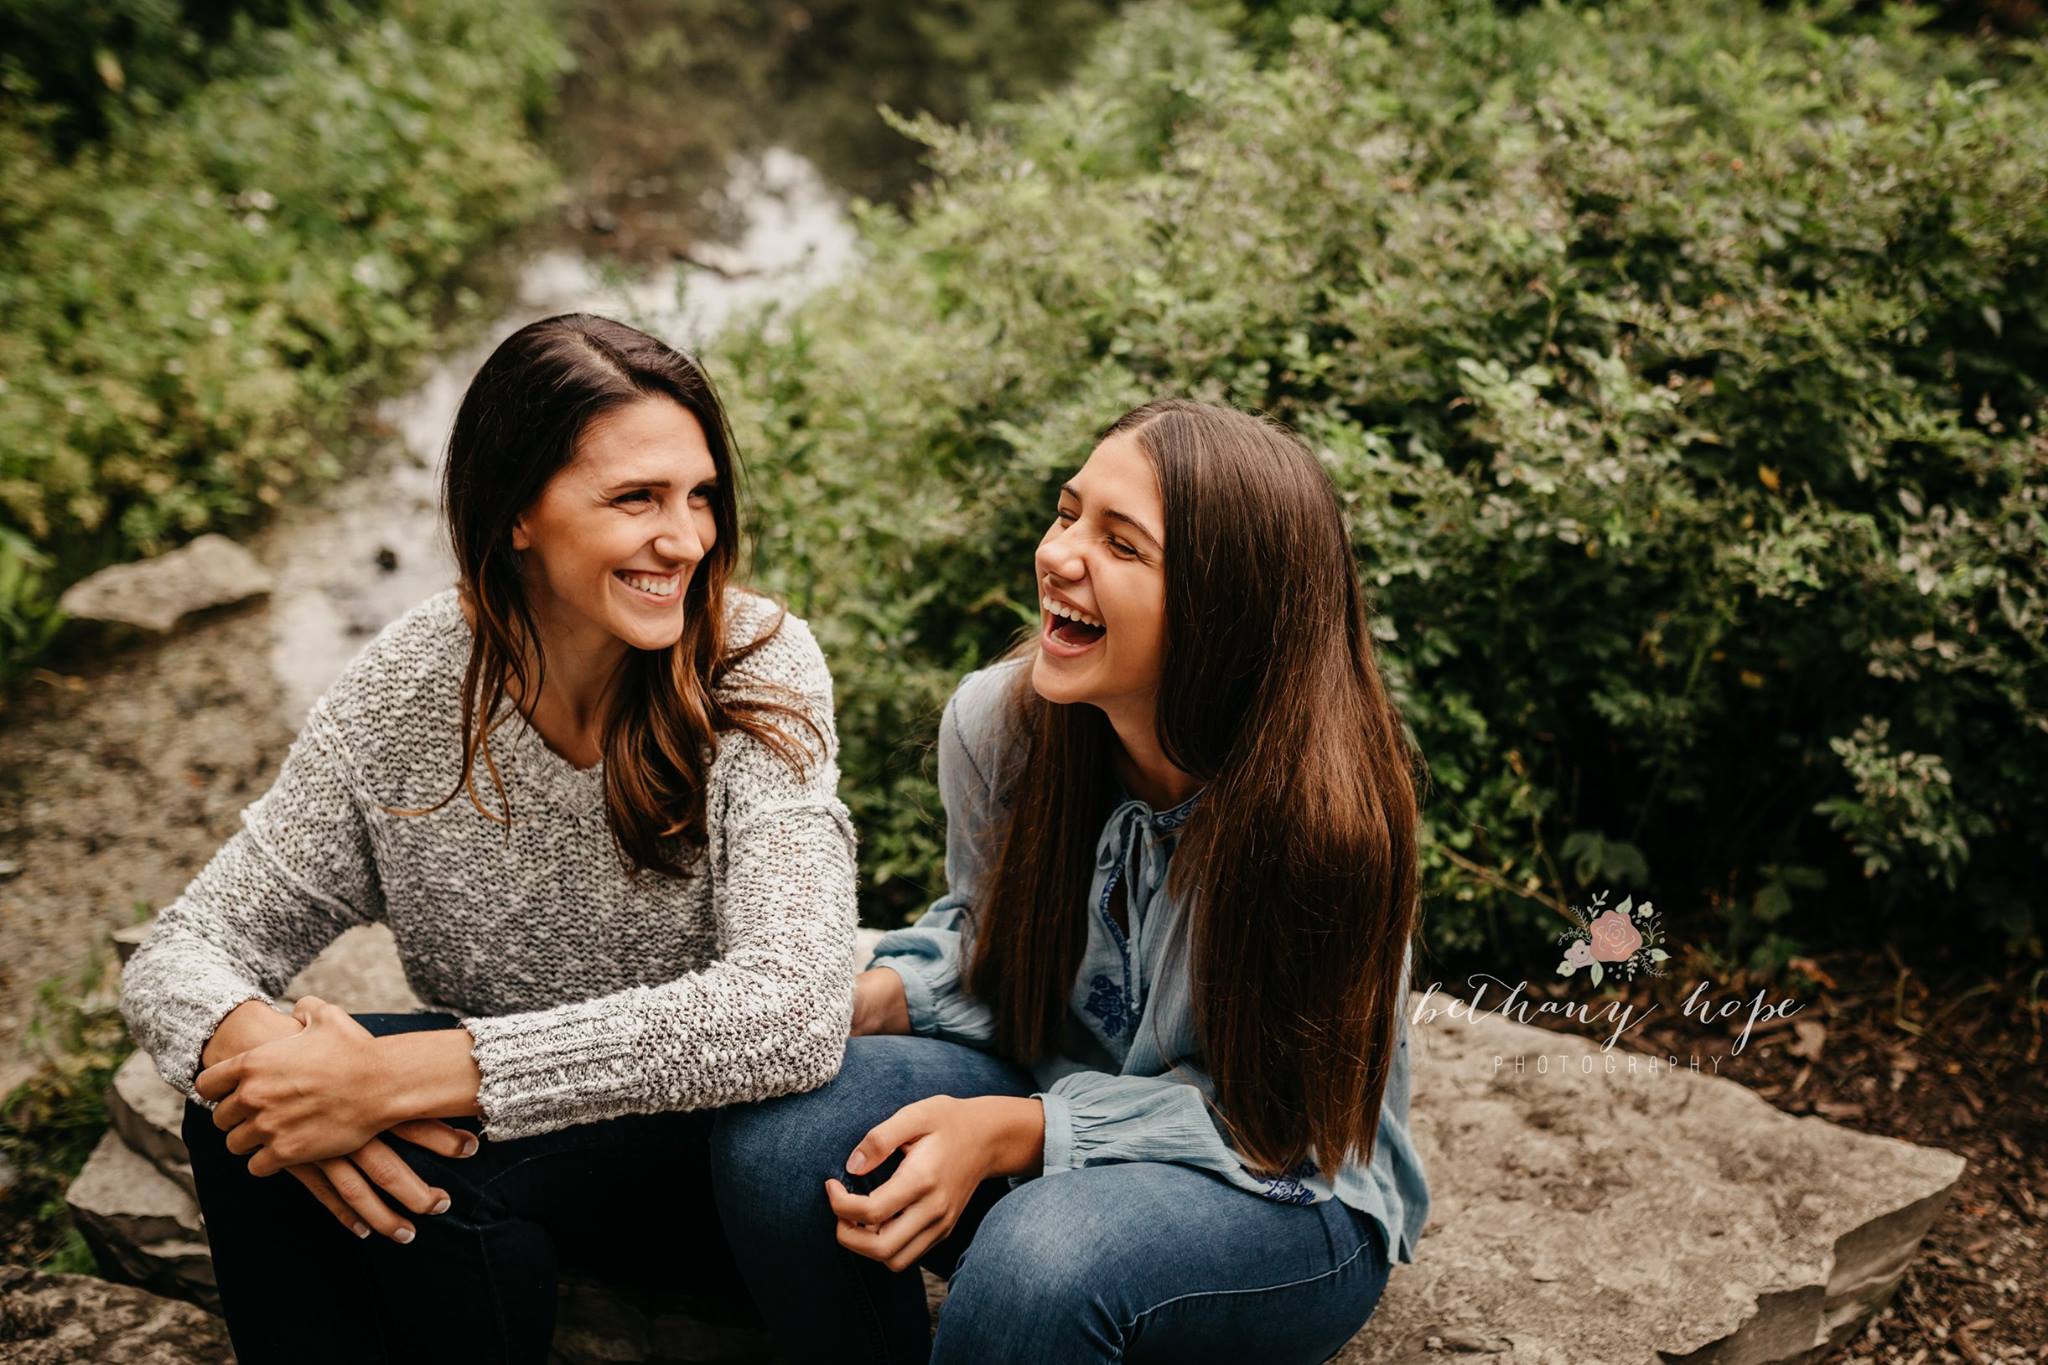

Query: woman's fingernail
[
  {"left": 460, "top": 1136, "right": 479, "bottom": 1157},
  {"left": 353, "top": 1222, "right": 371, "bottom": 1239},
  {"left": 845, "top": 1152, "right": 867, "bottom": 1174},
  {"left": 394, "top": 1226, "right": 415, "bottom": 1245},
  {"left": 431, "top": 1197, "right": 451, "bottom": 1215}
]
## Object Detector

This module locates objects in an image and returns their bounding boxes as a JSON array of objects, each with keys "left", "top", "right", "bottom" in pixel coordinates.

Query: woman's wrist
[
  {"left": 973, "top": 1096, "right": 1046, "bottom": 1179},
  {"left": 200, "top": 998, "right": 300, "bottom": 1071},
  {"left": 367, "top": 1028, "right": 485, "bottom": 1128},
  {"left": 853, "top": 966, "right": 912, "bottom": 1037}
]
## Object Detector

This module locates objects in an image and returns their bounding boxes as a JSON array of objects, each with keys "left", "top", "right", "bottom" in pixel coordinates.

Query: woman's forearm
[
  {"left": 976, "top": 1096, "right": 1047, "bottom": 1178},
  {"left": 369, "top": 1028, "right": 485, "bottom": 1126}
]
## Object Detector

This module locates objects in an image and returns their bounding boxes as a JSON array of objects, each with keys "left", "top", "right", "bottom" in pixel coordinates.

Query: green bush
[
  {"left": 0, "top": 0, "right": 565, "bottom": 674},
  {"left": 716, "top": 0, "right": 2048, "bottom": 963},
  {"left": 0, "top": 1, "right": 368, "bottom": 154}
]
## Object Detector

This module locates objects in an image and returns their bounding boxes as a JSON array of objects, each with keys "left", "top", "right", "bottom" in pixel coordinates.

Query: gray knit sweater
[{"left": 118, "top": 588, "right": 859, "bottom": 1140}]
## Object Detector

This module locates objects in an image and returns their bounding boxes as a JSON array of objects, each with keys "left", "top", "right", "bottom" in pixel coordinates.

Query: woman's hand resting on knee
[
  {"left": 197, "top": 998, "right": 476, "bottom": 1243},
  {"left": 823, "top": 1095, "right": 1044, "bottom": 1272}
]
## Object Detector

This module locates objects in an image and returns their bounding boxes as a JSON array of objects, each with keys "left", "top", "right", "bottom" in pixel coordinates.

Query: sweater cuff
[
  {"left": 461, "top": 1000, "right": 654, "bottom": 1140},
  {"left": 155, "top": 981, "right": 280, "bottom": 1104},
  {"left": 1035, "top": 1088, "right": 1078, "bottom": 1176}
]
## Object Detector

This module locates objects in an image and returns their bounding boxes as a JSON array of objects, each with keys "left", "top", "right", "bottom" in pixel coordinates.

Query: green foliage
[
  {"left": 715, "top": 0, "right": 2048, "bottom": 955},
  {"left": 0, "top": 954, "right": 133, "bottom": 1270},
  {"left": 0, "top": 0, "right": 566, "bottom": 677},
  {"left": 0, "top": 1, "right": 367, "bottom": 154}
]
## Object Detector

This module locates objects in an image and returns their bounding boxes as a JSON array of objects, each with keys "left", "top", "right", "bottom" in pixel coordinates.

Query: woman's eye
[
  {"left": 615, "top": 490, "right": 653, "bottom": 507},
  {"left": 690, "top": 484, "right": 716, "bottom": 503},
  {"left": 1055, "top": 508, "right": 1077, "bottom": 525},
  {"left": 1108, "top": 538, "right": 1138, "bottom": 559}
]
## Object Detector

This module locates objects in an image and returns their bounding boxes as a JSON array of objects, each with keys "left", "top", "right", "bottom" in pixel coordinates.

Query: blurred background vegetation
[
  {"left": 2, "top": 0, "right": 2044, "bottom": 979},
  {"left": 721, "top": 0, "right": 2048, "bottom": 973}
]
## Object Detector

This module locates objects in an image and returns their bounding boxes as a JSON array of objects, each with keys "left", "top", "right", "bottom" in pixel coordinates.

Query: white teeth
[
  {"left": 1040, "top": 596, "right": 1104, "bottom": 629},
  {"left": 618, "top": 572, "right": 678, "bottom": 598}
]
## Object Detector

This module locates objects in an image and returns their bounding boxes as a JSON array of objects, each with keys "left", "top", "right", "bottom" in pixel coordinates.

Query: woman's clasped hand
[{"left": 195, "top": 998, "right": 478, "bottom": 1243}]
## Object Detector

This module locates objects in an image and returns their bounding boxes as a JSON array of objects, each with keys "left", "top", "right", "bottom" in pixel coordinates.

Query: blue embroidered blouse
[{"left": 867, "top": 661, "right": 1430, "bottom": 1264}]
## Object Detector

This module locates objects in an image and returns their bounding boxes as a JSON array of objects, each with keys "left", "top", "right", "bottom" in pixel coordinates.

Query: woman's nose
[
  {"left": 655, "top": 510, "right": 705, "bottom": 564},
  {"left": 1036, "top": 527, "right": 1085, "bottom": 583}
]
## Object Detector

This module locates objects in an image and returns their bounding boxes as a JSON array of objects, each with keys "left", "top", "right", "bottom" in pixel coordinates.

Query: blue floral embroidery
[
  {"left": 1083, "top": 973, "right": 1129, "bottom": 1037},
  {"left": 1259, "top": 1171, "right": 1318, "bottom": 1206},
  {"left": 1153, "top": 790, "right": 1202, "bottom": 831}
]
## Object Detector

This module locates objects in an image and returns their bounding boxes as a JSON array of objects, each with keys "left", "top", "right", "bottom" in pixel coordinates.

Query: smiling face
[
  {"left": 510, "top": 395, "right": 719, "bottom": 657},
  {"left": 1031, "top": 429, "right": 1169, "bottom": 718}
]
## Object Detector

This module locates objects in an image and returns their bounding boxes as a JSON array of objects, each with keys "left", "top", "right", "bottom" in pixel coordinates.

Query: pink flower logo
[
  {"left": 1563, "top": 940, "right": 1595, "bottom": 969},
  {"left": 1587, "top": 909, "right": 1643, "bottom": 963}
]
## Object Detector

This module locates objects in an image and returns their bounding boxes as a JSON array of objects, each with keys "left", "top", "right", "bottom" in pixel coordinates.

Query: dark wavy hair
[
  {"left": 967, "top": 399, "right": 1422, "bottom": 1179},
  {"left": 394, "top": 313, "right": 815, "bottom": 875}
]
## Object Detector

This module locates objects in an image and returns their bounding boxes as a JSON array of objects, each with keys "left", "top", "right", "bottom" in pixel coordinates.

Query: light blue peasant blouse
[{"left": 866, "top": 660, "right": 1430, "bottom": 1264}]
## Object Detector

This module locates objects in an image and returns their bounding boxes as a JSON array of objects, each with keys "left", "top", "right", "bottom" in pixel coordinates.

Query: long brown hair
[
  {"left": 966, "top": 399, "right": 1421, "bottom": 1179},
  {"left": 400, "top": 313, "right": 814, "bottom": 876}
]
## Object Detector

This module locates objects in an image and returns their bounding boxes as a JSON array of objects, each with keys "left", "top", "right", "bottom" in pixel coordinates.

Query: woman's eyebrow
[
  {"left": 600, "top": 475, "right": 718, "bottom": 495},
  {"left": 1061, "top": 484, "right": 1162, "bottom": 551}
]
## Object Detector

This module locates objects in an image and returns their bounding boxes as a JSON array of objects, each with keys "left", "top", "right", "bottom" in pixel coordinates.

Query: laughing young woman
[
  {"left": 711, "top": 399, "right": 1429, "bottom": 1363},
  {"left": 118, "top": 314, "right": 858, "bottom": 1364}
]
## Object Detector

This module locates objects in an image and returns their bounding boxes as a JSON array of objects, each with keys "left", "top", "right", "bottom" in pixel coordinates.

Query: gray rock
[
  {"left": 1325, "top": 997, "right": 1965, "bottom": 1364},
  {"left": 111, "top": 920, "right": 153, "bottom": 966},
  {"left": 58, "top": 533, "right": 273, "bottom": 634},
  {"left": 0, "top": 1266, "right": 231, "bottom": 1363},
  {"left": 109, "top": 1051, "right": 196, "bottom": 1198},
  {"left": 552, "top": 1269, "right": 772, "bottom": 1364},
  {"left": 281, "top": 924, "right": 423, "bottom": 1013},
  {"left": 64, "top": 1129, "right": 219, "bottom": 1312}
]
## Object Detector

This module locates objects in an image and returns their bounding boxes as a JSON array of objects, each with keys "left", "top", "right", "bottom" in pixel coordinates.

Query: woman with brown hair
[
  {"left": 712, "top": 398, "right": 1430, "bottom": 1362},
  {"left": 119, "top": 313, "right": 858, "bottom": 1363}
]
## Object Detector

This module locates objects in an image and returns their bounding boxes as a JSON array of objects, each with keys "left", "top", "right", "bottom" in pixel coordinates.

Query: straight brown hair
[
  {"left": 395, "top": 313, "right": 815, "bottom": 875},
  {"left": 966, "top": 399, "right": 1421, "bottom": 1180}
]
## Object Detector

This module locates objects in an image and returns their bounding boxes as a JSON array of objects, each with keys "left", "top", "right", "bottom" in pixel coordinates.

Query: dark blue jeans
[
  {"left": 710, "top": 1035, "right": 1391, "bottom": 1364},
  {"left": 181, "top": 1012, "right": 751, "bottom": 1365}
]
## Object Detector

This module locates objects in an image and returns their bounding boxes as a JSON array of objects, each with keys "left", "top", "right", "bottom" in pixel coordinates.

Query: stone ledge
[
  {"left": 0, "top": 1266, "right": 232, "bottom": 1364},
  {"left": 1324, "top": 1000, "right": 1964, "bottom": 1364}
]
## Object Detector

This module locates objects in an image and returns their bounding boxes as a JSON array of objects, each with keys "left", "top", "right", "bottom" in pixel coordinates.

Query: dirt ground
[{"left": 0, "top": 602, "right": 295, "bottom": 1097}]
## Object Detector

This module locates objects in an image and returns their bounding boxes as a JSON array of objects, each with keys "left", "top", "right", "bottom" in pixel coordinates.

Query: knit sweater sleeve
[
  {"left": 118, "top": 709, "right": 384, "bottom": 1100},
  {"left": 460, "top": 608, "right": 859, "bottom": 1139}
]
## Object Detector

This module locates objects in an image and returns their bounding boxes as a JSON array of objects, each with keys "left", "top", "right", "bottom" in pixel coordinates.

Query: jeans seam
[{"left": 1112, "top": 1221, "right": 1384, "bottom": 1360}]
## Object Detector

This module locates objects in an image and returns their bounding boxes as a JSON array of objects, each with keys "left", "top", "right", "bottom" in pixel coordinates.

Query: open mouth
[
  {"left": 614, "top": 569, "right": 680, "bottom": 602},
  {"left": 1041, "top": 595, "right": 1106, "bottom": 653}
]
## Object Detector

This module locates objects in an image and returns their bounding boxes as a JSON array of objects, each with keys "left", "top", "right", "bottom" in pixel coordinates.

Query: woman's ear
[{"left": 511, "top": 518, "right": 532, "bottom": 552}]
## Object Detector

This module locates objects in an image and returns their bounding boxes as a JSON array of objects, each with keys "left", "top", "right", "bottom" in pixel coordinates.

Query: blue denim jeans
[
  {"left": 181, "top": 1012, "right": 753, "bottom": 1365},
  {"left": 710, "top": 1035, "right": 1391, "bottom": 1363}
]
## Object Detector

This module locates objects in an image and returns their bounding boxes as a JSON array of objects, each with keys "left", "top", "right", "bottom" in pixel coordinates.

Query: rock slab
[
  {"left": 65, "top": 1129, "right": 218, "bottom": 1313},
  {"left": 1325, "top": 999, "right": 1965, "bottom": 1364},
  {"left": 0, "top": 1266, "right": 231, "bottom": 1364},
  {"left": 109, "top": 1050, "right": 196, "bottom": 1198},
  {"left": 58, "top": 533, "right": 272, "bottom": 634}
]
